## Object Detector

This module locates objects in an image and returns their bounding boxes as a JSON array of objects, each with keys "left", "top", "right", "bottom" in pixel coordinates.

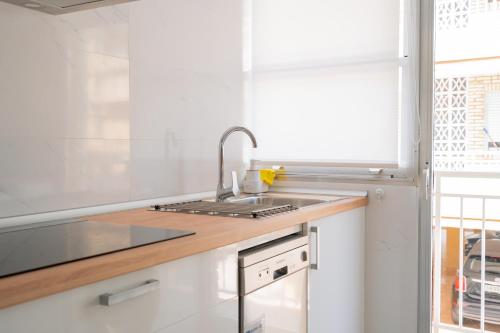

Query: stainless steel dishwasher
[{"left": 239, "top": 235, "right": 309, "bottom": 333}]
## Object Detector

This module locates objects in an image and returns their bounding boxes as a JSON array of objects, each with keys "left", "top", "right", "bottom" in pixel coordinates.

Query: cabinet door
[
  {"left": 0, "top": 244, "right": 238, "bottom": 333},
  {"left": 308, "top": 207, "right": 365, "bottom": 333},
  {"left": 156, "top": 298, "right": 238, "bottom": 333}
]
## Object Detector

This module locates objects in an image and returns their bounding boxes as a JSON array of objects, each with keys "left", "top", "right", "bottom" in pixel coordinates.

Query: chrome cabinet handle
[
  {"left": 310, "top": 226, "right": 320, "bottom": 270},
  {"left": 99, "top": 279, "right": 159, "bottom": 306}
]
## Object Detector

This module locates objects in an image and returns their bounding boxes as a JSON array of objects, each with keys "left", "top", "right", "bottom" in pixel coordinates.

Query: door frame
[{"left": 417, "top": 0, "right": 435, "bottom": 332}]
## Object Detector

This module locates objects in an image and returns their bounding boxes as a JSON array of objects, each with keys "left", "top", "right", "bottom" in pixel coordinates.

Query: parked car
[{"left": 452, "top": 237, "right": 500, "bottom": 325}]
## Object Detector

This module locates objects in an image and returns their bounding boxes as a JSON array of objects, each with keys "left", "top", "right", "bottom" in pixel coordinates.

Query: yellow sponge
[{"left": 259, "top": 169, "right": 276, "bottom": 185}]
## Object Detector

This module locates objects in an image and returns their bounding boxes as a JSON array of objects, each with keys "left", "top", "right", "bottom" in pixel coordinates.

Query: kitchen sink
[
  {"left": 226, "top": 195, "right": 330, "bottom": 208},
  {"left": 150, "top": 194, "right": 333, "bottom": 218}
]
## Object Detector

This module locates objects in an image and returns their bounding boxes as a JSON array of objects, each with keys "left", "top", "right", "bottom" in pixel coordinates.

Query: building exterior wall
[{"left": 433, "top": 73, "right": 500, "bottom": 170}]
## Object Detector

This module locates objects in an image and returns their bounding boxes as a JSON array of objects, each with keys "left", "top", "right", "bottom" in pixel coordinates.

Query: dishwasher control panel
[{"left": 239, "top": 241, "right": 309, "bottom": 295}]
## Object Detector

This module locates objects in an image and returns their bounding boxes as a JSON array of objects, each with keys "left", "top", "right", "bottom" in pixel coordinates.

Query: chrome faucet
[{"left": 216, "top": 126, "right": 257, "bottom": 202}]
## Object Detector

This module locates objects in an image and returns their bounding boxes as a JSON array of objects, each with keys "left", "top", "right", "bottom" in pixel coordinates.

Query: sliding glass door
[{"left": 431, "top": 1, "right": 500, "bottom": 332}]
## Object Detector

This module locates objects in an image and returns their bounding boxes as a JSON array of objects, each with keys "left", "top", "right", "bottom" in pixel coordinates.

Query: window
[
  {"left": 487, "top": 0, "right": 500, "bottom": 11},
  {"left": 471, "top": 0, "right": 500, "bottom": 13},
  {"left": 244, "top": 0, "right": 418, "bottom": 179},
  {"left": 485, "top": 91, "right": 500, "bottom": 149}
]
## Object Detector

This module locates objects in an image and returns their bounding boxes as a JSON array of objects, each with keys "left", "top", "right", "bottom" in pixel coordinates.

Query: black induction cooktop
[{"left": 0, "top": 220, "right": 194, "bottom": 278}]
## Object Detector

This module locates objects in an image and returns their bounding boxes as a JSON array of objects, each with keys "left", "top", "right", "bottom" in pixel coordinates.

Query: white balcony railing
[
  {"left": 435, "top": 152, "right": 500, "bottom": 172},
  {"left": 434, "top": 171, "right": 500, "bottom": 333}
]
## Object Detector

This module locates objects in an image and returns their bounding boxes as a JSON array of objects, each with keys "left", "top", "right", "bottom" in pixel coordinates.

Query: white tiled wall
[{"left": 0, "top": 0, "right": 245, "bottom": 218}]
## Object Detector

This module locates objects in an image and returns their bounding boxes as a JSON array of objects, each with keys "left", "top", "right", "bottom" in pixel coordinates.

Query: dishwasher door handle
[
  {"left": 99, "top": 279, "right": 159, "bottom": 306},
  {"left": 310, "top": 226, "right": 320, "bottom": 270}
]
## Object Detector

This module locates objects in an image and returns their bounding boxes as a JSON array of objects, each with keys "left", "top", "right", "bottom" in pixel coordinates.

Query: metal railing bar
[
  {"left": 434, "top": 174, "right": 443, "bottom": 330},
  {"left": 438, "top": 194, "right": 500, "bottom": 200},
  {"left": 480, "top": 198, "right": 486, "bottom": 332},
  {"left": 435, "top": 171, "right": 500, "bottom": 179},
  {"left": 437, "top": 322, "right": 483, "bottom": 333},
  {"left": 459, "top": 197, "right": 464, "bottom": 328},
  {"left": 440, "top": 216, "right": 500, "bottom": 223}
]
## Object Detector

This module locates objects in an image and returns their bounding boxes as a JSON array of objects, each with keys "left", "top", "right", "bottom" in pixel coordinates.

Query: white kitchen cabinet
[
  {"left": 308, "top": 207, "right": 365, "bottom": 333},
  {"left": 0, "top": 244, "right": 238, "bottom": 333},
  {"left": 156, "top": 298, "right": 238, "bottom": 333}
]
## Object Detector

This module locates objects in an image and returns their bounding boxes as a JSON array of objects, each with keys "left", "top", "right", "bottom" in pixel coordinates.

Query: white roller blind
[{"left": 247, "top": 0, "right": 403, "bottom": 164}]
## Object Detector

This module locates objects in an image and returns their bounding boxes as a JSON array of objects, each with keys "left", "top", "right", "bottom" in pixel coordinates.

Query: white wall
[
  {"left": 0, "top": 0, "right": 245, "bottom": 218},
  {"left": 275, "top": 181, "right": 418, "bottom": 333}
]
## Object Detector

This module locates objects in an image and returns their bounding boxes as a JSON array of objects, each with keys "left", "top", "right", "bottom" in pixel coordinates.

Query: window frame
[{"left": 243, "top": 0, "right": 421, "bottom": 184}]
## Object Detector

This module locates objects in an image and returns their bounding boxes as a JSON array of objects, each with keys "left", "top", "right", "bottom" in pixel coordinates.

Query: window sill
[{"left": 251, "top": 160, "right": 416, "bottom": 185}]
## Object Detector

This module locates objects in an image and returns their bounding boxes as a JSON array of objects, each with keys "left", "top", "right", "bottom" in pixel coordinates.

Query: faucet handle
[{"left": 231, "top": 171, "right": 240, "bottom": 197}]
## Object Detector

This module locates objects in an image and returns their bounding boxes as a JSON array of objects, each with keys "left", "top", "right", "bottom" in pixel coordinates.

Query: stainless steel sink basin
[
  {"left": 151, "top": 199, "right": 299, "bottom": 218},
  {"left": 227, "top": 195, "right": 329, "bottom": 208},
  {"left": 150, "top": 194, "right": 333, "bottom": 219}
]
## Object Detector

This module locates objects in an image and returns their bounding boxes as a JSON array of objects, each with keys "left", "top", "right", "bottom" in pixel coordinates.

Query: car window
[
  {"left": 468, "top": 256, "right": 481, "bottom": 273},
  {"left": 486, "top": 256, "right": 500, "bottom": 274},
  {"left": 467, "top": 255, "right": 500, "bottom": 274}
]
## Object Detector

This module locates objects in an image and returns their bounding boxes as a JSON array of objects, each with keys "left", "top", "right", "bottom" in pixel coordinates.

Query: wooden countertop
[{"left": 0, "top": 193, "right": 367, "bottom": 310}]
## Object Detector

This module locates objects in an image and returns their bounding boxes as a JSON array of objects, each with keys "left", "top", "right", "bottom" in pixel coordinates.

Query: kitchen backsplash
[{"left": 0, "top": 0, "right": 244, "bottom": 218}]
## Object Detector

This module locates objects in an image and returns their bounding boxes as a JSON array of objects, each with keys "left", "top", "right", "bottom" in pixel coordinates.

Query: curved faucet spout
[
  {"left": 219, "top": 126, "right": 257, "bottom": 149},
  {"left": 216, "top": 126, "right": 258, "bottom": 202}
]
